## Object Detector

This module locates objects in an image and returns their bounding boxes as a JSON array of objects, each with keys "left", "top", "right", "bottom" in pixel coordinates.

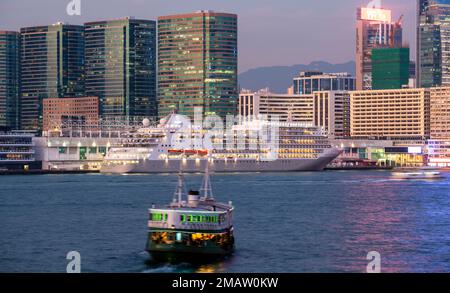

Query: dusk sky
[{"left": 0, "top": 0, "right": 416, "bottom": 73}]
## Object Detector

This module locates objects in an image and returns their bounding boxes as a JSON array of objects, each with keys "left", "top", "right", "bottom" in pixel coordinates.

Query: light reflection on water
[{"left": 0, "top": 171, "right": 449, "bottom": 273}]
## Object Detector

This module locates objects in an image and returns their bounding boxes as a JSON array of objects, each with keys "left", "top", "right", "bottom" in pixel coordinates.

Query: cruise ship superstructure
[{"left": 100, "top": 113, "right": 341, "bottom": 173}]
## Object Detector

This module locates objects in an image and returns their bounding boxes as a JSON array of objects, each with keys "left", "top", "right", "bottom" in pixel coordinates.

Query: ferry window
[
  {"left": 150, "top": 213, "right": 167, "bottom": 221},
  {"left": 58, "top": 147, "right": 67, "bottom": 154},
  {"left": 99, "top": 147, "right": 107, "bottom": 155},
  {"left": 79, "top": 147, "right": 87, "bottom": 160}
]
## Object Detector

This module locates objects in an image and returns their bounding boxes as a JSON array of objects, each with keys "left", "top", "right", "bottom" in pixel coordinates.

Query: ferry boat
[
  {"left": 146, "top": 162, "right": 234, "bottom": 259},
  {"left": 391, "top": 170, "right": 445, "bottom": 180},
  {"left": 101, "top": 113, "right": 341, "bottom": 173}
]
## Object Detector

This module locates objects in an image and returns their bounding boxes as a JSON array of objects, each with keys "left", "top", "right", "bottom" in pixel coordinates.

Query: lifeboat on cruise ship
[{"left": 168, "top": 149, "right": 209, "bottom": 156}]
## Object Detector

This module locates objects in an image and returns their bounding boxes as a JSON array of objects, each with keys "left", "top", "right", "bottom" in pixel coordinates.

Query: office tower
[
  {"left": 292, "top": 71, "right": 355, "bottom": 95},
  {"left": 356, "top": 6, "right": 403, "bottom": 90},
  {"left": 20, "top": 23, "right": 84, "bottom": 130},
  {"left": 0, "top": 31, "right": 20, "bottom": 130},
  {"left": 417, "top": 0, "right": 450, "bottom": 87},
  {"left": 372, "top": 47, "right": 410, "bottom": 90},
  {"left": 158, "top": 11, "right": 238, "bottom": 119},
  {"left": 350, "top": 88, "right": 430, "bottom": 140},
  {"left": 85, "top": 18, "right": 157, "bottom": 117}
]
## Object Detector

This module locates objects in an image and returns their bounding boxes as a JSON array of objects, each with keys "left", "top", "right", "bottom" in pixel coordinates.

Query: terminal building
[
  {"left": 330, "top": 139, "right": 426, "bottom": 168},
  {"left": 0, "top": 131, "right": 41, "bottom": 171},
  {"left": 34, "top": 117, "right": 150, "bottom": 171}
]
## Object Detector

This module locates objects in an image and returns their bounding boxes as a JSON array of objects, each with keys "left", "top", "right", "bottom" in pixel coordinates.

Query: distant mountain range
[{"left": 238, "top": 61, "right": 356, "bottom": 93}]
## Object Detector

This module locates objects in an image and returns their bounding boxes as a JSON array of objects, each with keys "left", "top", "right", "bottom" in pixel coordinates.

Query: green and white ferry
[{"left": 146, "top": 162, "right": 235, "bottom": 259}]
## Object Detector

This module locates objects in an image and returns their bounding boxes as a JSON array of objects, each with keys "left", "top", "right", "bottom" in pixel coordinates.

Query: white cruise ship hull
[{"left": 101, "top": 149, "right": 341, "bottom": 174}]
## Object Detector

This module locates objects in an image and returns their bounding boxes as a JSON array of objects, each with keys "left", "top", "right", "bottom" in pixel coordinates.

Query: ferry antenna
[
  {"left": 174, "top": 157, "right": 186, "bottom": 207},
  {"left": 200, "top": 158, "right": 214, "bottom": 199}
]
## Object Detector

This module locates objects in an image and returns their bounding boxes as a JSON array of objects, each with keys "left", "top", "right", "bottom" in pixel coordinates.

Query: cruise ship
[{"left": 100, "top": 113, "right": 341, "bottom": 173}]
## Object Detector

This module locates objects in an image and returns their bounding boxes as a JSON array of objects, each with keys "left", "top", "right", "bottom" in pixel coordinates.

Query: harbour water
[{"left": 1, "top": 171, "right": 450, "bottom": 273}]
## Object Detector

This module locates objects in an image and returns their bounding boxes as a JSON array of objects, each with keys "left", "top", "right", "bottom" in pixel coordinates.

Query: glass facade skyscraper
[
  {"left": 0, "top": 31, "right": 20, "bottom": 130},
  {"left": 158, "top": 11, "right": 238, "bottom": 119},
  {"left": 417, "top": 0, "right": 450, "bottom": 87},
  {"left": 84, "top": 18, "right": 157, "bottom": 117},
  {"left": 20, "top": 23, "right": 84, "bottom": 130}
]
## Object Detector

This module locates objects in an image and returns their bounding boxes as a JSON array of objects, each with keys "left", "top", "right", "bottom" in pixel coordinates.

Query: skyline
[{"left": 0, "top": 0, "right": 416, "bottom": 73}]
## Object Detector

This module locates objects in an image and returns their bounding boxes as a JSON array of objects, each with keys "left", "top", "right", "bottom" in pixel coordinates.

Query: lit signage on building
[
  {"left": 408, "top": 147, "right": 422, "bottom": 154},
  {"left": 360, "top": 7, "right": 392, "bottom": 22}
]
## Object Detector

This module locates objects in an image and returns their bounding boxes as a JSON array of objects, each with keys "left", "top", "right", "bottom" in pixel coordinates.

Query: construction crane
[{"left": 390, "top": 14, "right": 404, "bottom": 47}]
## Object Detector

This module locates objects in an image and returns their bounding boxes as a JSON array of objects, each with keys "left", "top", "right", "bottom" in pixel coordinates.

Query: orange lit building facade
[{"left": 42, "top": 96, "right": 99, "bottom": 132}]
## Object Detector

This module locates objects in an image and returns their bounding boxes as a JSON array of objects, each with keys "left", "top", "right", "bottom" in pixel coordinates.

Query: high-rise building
[
  {"left": 293, "top": 71, "right": 355, "bottom": 95},
  {"left": 0, "top": 31, "right": 20, "bottom": 130},
  {"left": 158, "top": 11, "right": 238, "bottom": 119},
  {"left": 372, "top": 47, "right": 410, "bottom": 90},
  {"left": 428, "top": 87, "right": 450, "bottom": 167},
  {"left": 350, "top": 88, "right": 430, "bottom": 140},
  {"left": 84, "top": 18, "right": 157, "bottom": 117},
  {"left": 20, "top": 23, "right": 84, "bottom": 130},
  {"left": 356, "top": 6, "right": 403, "bottom": 90},
  {"left": 429, "top": 87, "right": 450, "bottom": 139},
  {"left": 417, "top": 0, "right": 450, "bottom": 87}
]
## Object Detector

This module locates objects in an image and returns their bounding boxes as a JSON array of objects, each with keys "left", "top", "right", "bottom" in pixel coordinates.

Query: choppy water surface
[{"left": 1, "top": 171, "right": 450, "bottom": 272}]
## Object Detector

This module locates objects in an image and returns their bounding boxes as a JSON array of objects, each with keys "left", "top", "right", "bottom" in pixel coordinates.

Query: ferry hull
[
  {"left": 147, "top": 242, "right": 234, "bottom": 257},
  {"left": 146, "top": 231, "right": 235, "bottom": 258},
  {"left": 102, "top": 150, "right": 341, "bottom": 174}
]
